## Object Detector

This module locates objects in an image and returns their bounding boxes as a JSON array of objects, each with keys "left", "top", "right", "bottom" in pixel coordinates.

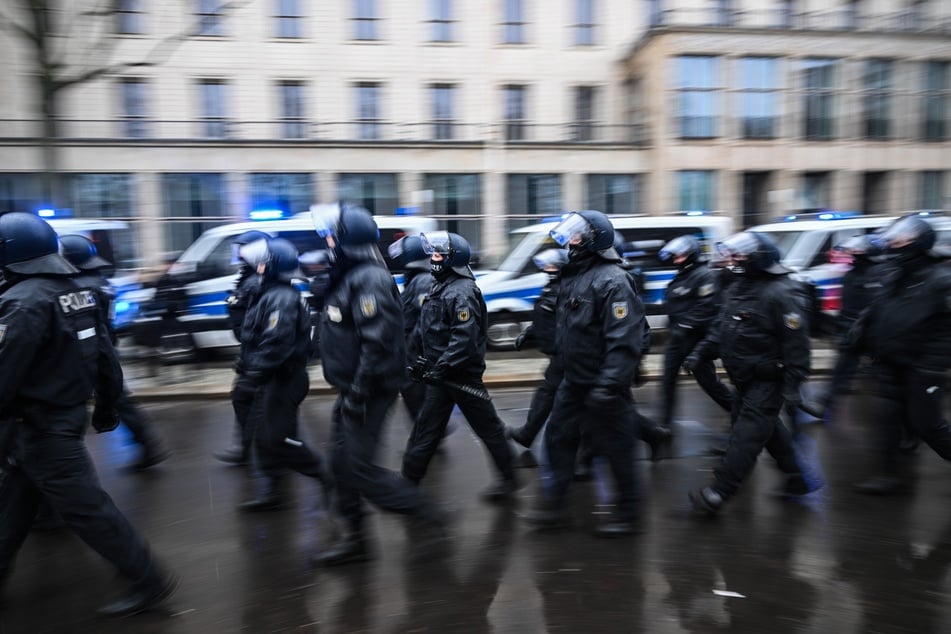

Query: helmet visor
[
  {"left": 387, "top": 236, "right": 409, "bottom": 260},
  {"left": 420, "top": 231, "right": 451, "bottom": 256},
  {"left": 532, "top": 248, "right": 568, "bottom": 272},
  {"left": 310, "top": 204, "right": 342, "bottom": 238},
  {"left": 717, "top": 232, "right": 760, "bottom": 260},
  {"left": 549, "top": 213, "right": 591, "bottom": 247},
  {"left": 659, "top": 235, "right": 695, "bottom": 262},
  {"left": 874, "top": 216, "right": 927, "bottom": 251},
  {"left": 237, "top": 238, "right": 269, "bottom": 268}
]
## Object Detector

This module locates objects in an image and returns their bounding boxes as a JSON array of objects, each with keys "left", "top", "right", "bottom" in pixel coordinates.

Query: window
[
  {"left": 428, "top": 0, "right": 453, "bottom": 42},
  {"left": 502, "top": 0, "right": 526, "bottom": 44},
  {"left": 920, "top": 171, "right": 945, "bottom": 210},
  {"left": 777, "top": 0, "right": 795, "bottom": 28},
  {"left": 354, "top": 0, "right": 379, "bottom": 40},
  {"left": 677, "top": 171, "right": 716, "bottom": 212},
  {"left": 801, "top": 171, "right": 831, "bottom": 210},
  {"left": 430, "top": 84, "right": 456, "bottom": 140},
  {"left": 714, "top": 0, "right": 734, "bottom": 26},
  {"left": 573, "top": 0, "right": 595, "bottom": 46},
  {"left": 677, "top": 55, "right": 720, "bottom": 139},
  {"left": 70, "top": 174, "right": 134, "bottom": 219},
  {"left": 275, "top": 0, "right": 303, "bottom": 38},
  {"left": 863, "top": 59, "right": 892, "bottom": 139},
  {"left": 901, "top": 0, "right": 925, "bottom": 31},
  {"left": 587, "top": 174, "right": 641, "bottom": 214},
  {"left": 116, "top": 0, "right": 144, "bottom": 34},
  {"left": 0, "top": 173, "right": 46, "bottom": 215},
  {"left": 197, "top": 0, "right": 225, "bottom": 36},
  {"left": 119, "top": 78, "right": 149, "bottom": 138},
  {"left": 337, "top": 174, "right": 398, "bottom": 214},
  {"left": 161, "top": 174, "right": 229, "bottom": 252},
  {"left": 250, "top": 173, "right": 313, "bottom": 215},
  {"left": 507, "top": 174, "right": 562, "bottom": 229},
  {"left": 573, "top": 86, "right": 596, "bottom": 141},
  {"left": 738, "top": 57, "right": 779, "bottom": 139},
  {"left": 648, "top": 0, "right": 664, "bottom": 27},
  {"left": 198, "top": 79, "right": 228, "bottom": 138},
  {"left": 923, "top": 60, "right": 948, "bottom": 141},
  {"left": 844, "top": 0, "right": 861, "bottom": 29},
  {"left": 802, "top": 58, "right": 836, "bottom": 140},
  {"left": 355, "top": 82, "right": 381, "bottom": 140},
  {"left": 503, "top": 84, "right": 527, "bottom": 141},
  {"left": 424, "top": 174, "right": 483, "bottom": 251},
  {"left": 279, "top": 81, "right": 306, "bottom": 138}
]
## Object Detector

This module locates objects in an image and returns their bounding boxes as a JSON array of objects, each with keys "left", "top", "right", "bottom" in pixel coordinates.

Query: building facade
[{"left": 0, "top": 0, "right": 948, "bottom": 267}]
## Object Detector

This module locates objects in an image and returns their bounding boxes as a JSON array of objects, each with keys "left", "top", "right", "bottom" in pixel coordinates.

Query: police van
[
  {"left": 750, "top": 211, "right": 951, "bottom": 315},
  {"left": 477, "top": 214, "right": 735, "bottom": 348},
  {"left": 127, "top": 212, "right": 436, "bottom": 357}
]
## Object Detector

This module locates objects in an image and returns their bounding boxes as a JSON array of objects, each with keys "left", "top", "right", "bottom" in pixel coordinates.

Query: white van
[
  {"left": 477, "top": 214, "right": 735, "bottom": 348},
  {"left": 127, "top": 212, "right": 437, "bottom": 356}
]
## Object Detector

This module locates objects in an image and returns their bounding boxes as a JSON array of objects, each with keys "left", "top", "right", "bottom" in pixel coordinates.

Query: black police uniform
[
  {"left": 509, "top": 275, "right": 564, "bottom": 448},
  {"left": 853, "top": 253, "right": 951, "bottom": 484},
  {"left": 541, "top": 251, "right": 646, "bottom": 526},
  {"left": 222, "top": 271, "right": 264, "bottom": 463},
  {"left": 660, "top": 261, "right": 733, "bottom": 427},
  {"left": 0, "top": 275, "right": 171, "bottom": 609},
  {"left": 239, "top": 278, "right": 329, "bottom": 504},
  {"left": 399, "top": 266, "right": 432, "bottom": 424},
  {"left": 691, "top": 274, "right": 812, "bottom": 501},
  {"left": 319, "top": 259, "right": 434, "bottom": 538},
  {"left": 401, "top": 271, "right": 516, "bottom": 491},
  {"left": 73, "top": 269, "right": 169, "bottom": 469}
]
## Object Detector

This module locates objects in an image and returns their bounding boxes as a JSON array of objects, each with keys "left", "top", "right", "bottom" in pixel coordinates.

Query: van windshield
[{"left": 498, "top": 231, "right": 560, "bottom": 273}]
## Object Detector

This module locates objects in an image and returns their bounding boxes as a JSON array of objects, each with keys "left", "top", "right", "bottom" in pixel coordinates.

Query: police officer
[
  {"left": 310, "top": 204, "right": 446, "bottom": 566},
  {"left": 59, "top": 234, "right": 171, "bottom": 472},
  {"left": 523, "top": 211, "right": 646, "bottom": 536},
  {"left": 848, "top": 215, "right": 951, "bottom": 494},
  {"left": 657, "top": 235, "right": 733, "bottom": 430},
  {"left": 685, "top": 231, "right": 820, "bottom": 515},
  {"left": 388, "top": 234, "right": 434, "bottom": 425},
  {"left": 0, "top": 213, "right": 175, "bottom": 615},
  {"left": 401, "top": 231, "right": 518, "bottom": 502},
  {"left": 507, "top": 248, "right": 567, "bottom": 453},
  {"left": 235, "top": 237, "right": 332, "bottom": 511},
  {"left": 216, "top": 229, "right": 270, "bottom": 465}
]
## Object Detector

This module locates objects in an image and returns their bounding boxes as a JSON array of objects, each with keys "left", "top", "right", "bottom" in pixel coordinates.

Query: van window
[{"left": 273, "top": 230, "right": 327, "bottom": 255}]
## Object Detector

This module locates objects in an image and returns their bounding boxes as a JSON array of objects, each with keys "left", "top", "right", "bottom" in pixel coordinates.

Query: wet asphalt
[{"left": 2, "top": 374, "right": 951, "bottom": 633}]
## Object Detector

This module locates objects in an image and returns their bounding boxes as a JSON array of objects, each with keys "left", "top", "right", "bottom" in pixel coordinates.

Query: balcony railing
[
  {"left": 649, "top": 8, "right": 951, "bottom": 35},
  {"left": 0, "top": 120, "right": 650, "bottom": 146}
]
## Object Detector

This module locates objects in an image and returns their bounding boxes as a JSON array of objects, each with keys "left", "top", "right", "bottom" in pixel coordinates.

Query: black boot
[
  {"left": 688, "top": 486, "right": 724, "bottom": 516},
  {"left": 313, "top": 534, "right": 372, "bottom": 567},
  {"left": 214, "top": 447, "right": 249, "bottom": 466},
  {"left": 647, "top": 426, "right": 674, "bottom": 462},
  {"left": 521, "top": 501, "right": 570, "bottom": 529},
  {"left": 776, "top": 473, "right": 823, "bottom": 498},
  {"left": 507, "top": 426, "right": 533, "bottom": 449},
  {"left": 238, "top": 477, "right": 287, "bottom": 512},
  {"left": 481, "top": 477, "right": 518, "bottom": 504},
  {"left": 97, "top": 567, "right": 178, "bottom": 617},
  {"left": 129, "top": 441, "right": 171, "bottom": 472}
]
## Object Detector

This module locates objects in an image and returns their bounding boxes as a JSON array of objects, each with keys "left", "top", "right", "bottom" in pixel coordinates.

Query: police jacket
[
  {"left": 72, "top": 270, "right": 117, "bottom": 343},
  {"left": 555, "top": 253, "right": 646, "bottom": 389},
  {"left": 239, "top": 279, "right": 311, "bottom": 379},
  {"left": 521, "top": 278, "right": 559, "bottom": 356},
  {"left": 319, "top": 261, "right": 406, "bottom": 394},
  {"left": 664, "top": 261, "right": 721, "bottom": 334},
  {"left": 401, "top": 269, "right": 431, "bottom": 340},
  {"left": 0, "top": 275, "right": 123, "bottom": 413},
  {"left": 860, "top": 256, "right": 951, "bottom": 373},
  {"left": 836, "top": 259, "right": 885, "bottom": 332},
  {"left": 227, "top": 269, "right": 262, "bottom": 339},
  {"left": 414, "top": 270, "right": 488, "bottom": 381},
  {"left": 694, "top": 274, "right": 811, "bottom": 391}
]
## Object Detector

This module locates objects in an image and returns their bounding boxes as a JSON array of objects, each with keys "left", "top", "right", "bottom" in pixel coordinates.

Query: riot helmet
[
  {"left": 532, "top": 248, "right": 568, "bottom": 273},
  {"left": 716, "top": 231, "right": 785, "bottom": 276},
  {"left": 262, "top": 238, "right": 302, "bottom": 282},
  {"left": 659, "top": 235, "right": 701, "bottom": 269},
  {"left": 387, "top": 234, "right": 430, "bottom": 271},
  {"left": 420, "top": 230, "right": 472, "bottom": 280},
  {"left": 231, "top": 229, "right": 271, "bottom": 266},
  {"left": 0, "top": 212, "right": 77, "bottom": 276},
  {"left": 550, "top": 210, "right": 615, "bottom": 256},
  {"left": 310, "top": 202, "right": 381, "bottom": 262},
  {"left": 59, "top": 234, "right": 112, "bottom": 271},
  {"left": 236, "top": 238, "right": 269, "bottom": 270},
  {"left": 872, "top": 215, "right": 936, "bottom": 261}
]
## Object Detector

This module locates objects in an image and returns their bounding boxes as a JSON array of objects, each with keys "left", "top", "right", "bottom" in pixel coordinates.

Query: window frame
[
  {"left": 676, "top": 55, "right": 721, "bottom": 140},
  {"left": 274, "top": 0, "right": 303, "bottom": 38}
]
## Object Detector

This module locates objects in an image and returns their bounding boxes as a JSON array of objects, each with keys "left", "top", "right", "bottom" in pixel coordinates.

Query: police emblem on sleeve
[
  {"left": 698, "top": 283, "right": 715, "bottom": 298},
  {"left": 612, "top": 302, "right": 629, "bottom": 319},
  {"left": 267, "top": 310, "right": 280, "bottom": 331},
  {"left": 783, "top": 312, "right": 802, "bottom": 330},
  {"left": 327, "top": 305, "right": 343, "bottom": 323},
  {"left": 0, "top": 324, "right": 6, "bottom": 344},
  {"left": 359, "top": 295, "right": 377, "bottom": 318},
  {"left": 457, "top": 308, "right": 470, "bottom": 322}
]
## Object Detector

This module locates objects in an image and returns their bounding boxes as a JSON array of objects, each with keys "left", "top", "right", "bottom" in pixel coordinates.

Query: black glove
[
  {"left": 422, "top": 366, "right": 447, "bottom": 386},
  {"left": 514, "top": 332, "right": 526, "bottom": 351},
  {"left": 682, "top": 353, "right": 701, "bottom": 373},
  {"left": 91, "top": 403, "right": 120, "bottom": 434},
  {"left": 585, "top": 386, "right": 619, "bottom": 410},
  {"left": 408, "top": 357, "right": 429, "bottom": 383},
  {"left": 783, "top": 388, "right": 803, "bottom": 418},
  {"left": 634, "top": 361, "right": 648, "bottom": 387},
  {"left": 233, "top": 359, "right": 246, "bottom": 375},
  {"left": 341, "top": 386, "right": 367, "bottom": 423}
]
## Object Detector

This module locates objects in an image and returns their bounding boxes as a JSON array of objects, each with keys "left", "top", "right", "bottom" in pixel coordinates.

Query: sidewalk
[{"left": 124, "top": 346, "right": 838, "bottom": 401}]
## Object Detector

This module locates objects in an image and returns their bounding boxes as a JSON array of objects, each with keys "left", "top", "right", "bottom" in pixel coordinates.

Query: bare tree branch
[{"left": 0, "top": 7, "right": 41, "bottom": 44}]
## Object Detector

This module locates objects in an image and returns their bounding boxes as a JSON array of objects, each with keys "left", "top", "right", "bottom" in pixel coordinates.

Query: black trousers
[
  {"left": 0, "top": 407, "right": 155, "bottom": 585},
  {"left": 402, "top": 380, "right": 514, "bottom": 484},
  {"left": 116, "top": 390, "right": 163, "bottom": 450},
  {"left": 711, "top": 379, "right": 802, "bottom": 498},
  {"left": 230, "top": 372, "right": 259, "bottom": 454},
  {"left": 872, "top": 363, "right": 951, "bottom": 475},
  {"left": 661, "top": 329, "right": 733, "bottom": 427},
  {"left": 400, "top": 378, "right": 426, "bottom": 428},
  {"left": 250, "top": 367, "right": 327, "bottom": 480},
  {"left": 331, "top": 388, "right": 426, "bottom": 534},
  {"left": 519, "top": 356, "right": 564, "bottom": 444},
  {"left": 543, "top": 382, "right": 639, "bottom": 522}
]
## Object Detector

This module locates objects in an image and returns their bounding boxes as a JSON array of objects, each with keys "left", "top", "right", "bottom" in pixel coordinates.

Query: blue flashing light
[
  {"left": 38, "top": 208, "right": 56, "bottom": 218},
  {"left": 784, "top": 215, "right": 798, "bottom": 222},
  {"left": 114, "top": 300, "right": 131, "bottom": 314},
  {"left": 395, "top": 206, "right": 420, "bottom": 216},
  {"left": 249, "top": 209, "right": 285, "bottom": 221},
  {"left": 817, "top": 213, "right": 835, "bottom": 220},
  {"left": 685, "top": 210, "right": 705, "bottom": 216}
]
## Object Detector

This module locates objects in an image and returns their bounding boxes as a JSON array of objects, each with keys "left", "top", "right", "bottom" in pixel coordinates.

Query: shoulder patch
[
  {"left": 267, "top": 309, "right": 281, "bottom": 331},
  {"left": 327, "top": 305, "right": 343, "bottom": 323},
  {"left": 783, "top": 312, "right": 802, "bottom": 330},
  {"left": 359, "top": 295, "right": 377, "bottom": 318},
  {"left": 457, "top": 308, "right": 470, "bottom": 322},
  {"left": 57, "top": 290, "right": 97, "bottom": 315},
  {"left": 0, "top": 323, "right": 6, "bottom": 344},
  {"left": 698, "top": 283, "right": 715, "bottom": 298},
  {"left": 612, "top": 301, "right": 629, "bottom": 319},
  {"left": 417, "top": 293, "right": 427, "bottom": 307}
]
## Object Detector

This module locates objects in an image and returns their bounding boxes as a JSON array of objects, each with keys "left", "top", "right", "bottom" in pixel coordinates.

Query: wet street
[{"left": 3, "top": 378, "right": 951, "bottom": 633}]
